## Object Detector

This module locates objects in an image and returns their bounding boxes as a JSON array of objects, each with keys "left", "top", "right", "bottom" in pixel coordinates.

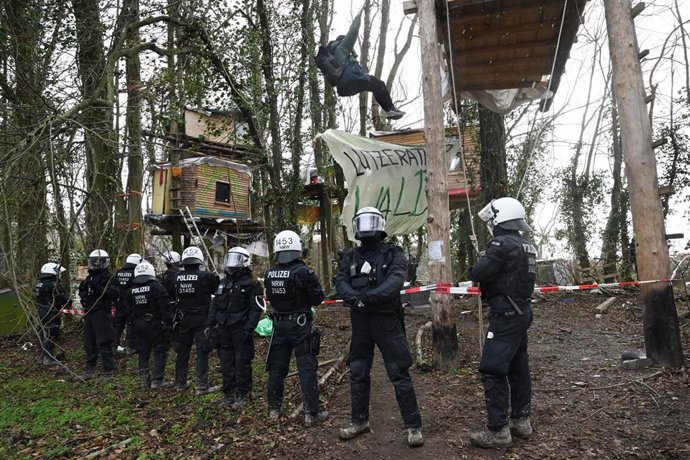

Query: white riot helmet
[
  {"left": 40, "top": 262, "right": 66, "bottom": 277},
  {"left": 133, "top": 261, "right": 156, "bottom": 283},
  {"left": 125, "top": 253, "right": 142, "bottom": 266},
  {"left": 478, "top": 197, "right": 533, "bottom": 236},
  {"left": 273, "top": 230, "right": 302, "bottom": 264},
  {"left": 353, "top": 207, "right": 387, "bottom": 240},
  {"left": 181, "top": 246, "right": 204, "bottom": 266},
  {"left": 224, "top": 247, "right": 250, "bottom": 274},
  {"left": 88, "top": 249, "right": 110, "bottom": 270},
  {"left": 163, "top": 250, "right": 181, "bottom": 265}
]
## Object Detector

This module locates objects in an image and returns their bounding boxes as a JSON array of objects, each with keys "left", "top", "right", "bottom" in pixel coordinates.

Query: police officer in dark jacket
[
  {"left": 127, "top": 261, "right": 174, "bottom": 389},
  {"left": 469, "top": 197, "right": 538, "bottom": 448},
  {"left": 265, "top": 230, "right": 328, "bottom": 426},
  {"left": 173, "top": 246, "right": 220, "bottom": 394},
  {"left": 335, "top": 207, "right": 423, "bottom": 447},
  {"left": 35, "top": 262, "right": 70, "bottom": 365},
  {"left": 113, "top": 253, "right": 142, "bottom": 354},
  {"left": 160, "top": 250, "right": 181, "bottom": 301},
  {"left": 78, "top": 249, "right": 119, "bottom": 379},
  {"left": 207, "top": 247, "right": 263, "bottom": 408}
]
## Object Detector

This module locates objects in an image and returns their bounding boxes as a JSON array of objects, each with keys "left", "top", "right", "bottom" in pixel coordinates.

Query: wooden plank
[
  {"left": 595, "top": 297, "right": 617, "bottom": 314},
  {"left": 455, "top": 40, "right": 558, "bottom": 63},
  {"left": 455, "top": 59, "right": 554, "bottom": 77},
  {"left": 447, "top": 0, "right": 565, "bottom": 25},
  {"left": 631, "top": 2, "right": 646, "bottom": 18},
  {"left": 456, "top": 20, "right": 561, "bottom": 41}
]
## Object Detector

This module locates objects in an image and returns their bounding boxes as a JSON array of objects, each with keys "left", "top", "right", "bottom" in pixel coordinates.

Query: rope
[
  {"left": 443, "top": 0, "right": 480, "bottom": 257},
  {"left": 516, "top": 0, "right": 569, "bottom": 200}
]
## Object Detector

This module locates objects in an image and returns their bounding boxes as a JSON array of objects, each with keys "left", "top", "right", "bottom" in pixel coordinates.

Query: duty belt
[{"left": 273, "top": 312, "right": 309, "bottom": 326}]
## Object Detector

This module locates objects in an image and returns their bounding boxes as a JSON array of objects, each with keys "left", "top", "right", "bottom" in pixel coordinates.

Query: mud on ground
[{"left": 1, "top": 291, "right": 689, "bottom": 459}]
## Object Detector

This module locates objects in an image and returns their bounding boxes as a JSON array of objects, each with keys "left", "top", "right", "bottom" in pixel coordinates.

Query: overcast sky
[{"left": 332, "top": 0, "right": 690, "bottom": 259}]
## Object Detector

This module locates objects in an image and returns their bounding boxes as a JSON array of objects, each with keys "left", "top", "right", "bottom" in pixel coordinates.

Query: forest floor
[{"left": 1, "top": 290, "right": 690, "bottom": 459}]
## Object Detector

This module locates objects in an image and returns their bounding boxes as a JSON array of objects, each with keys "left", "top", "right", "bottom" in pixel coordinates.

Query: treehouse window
[{"left": 215, "top": 181, "right": 230, "bottom": 203}]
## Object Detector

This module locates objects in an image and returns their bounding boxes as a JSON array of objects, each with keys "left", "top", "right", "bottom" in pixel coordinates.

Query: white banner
[{"left": 317, "top": 129, "right": 458, "bottom": 241}]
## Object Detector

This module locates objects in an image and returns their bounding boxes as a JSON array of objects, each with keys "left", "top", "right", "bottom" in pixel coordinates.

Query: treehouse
[
  {"left": 405, "top": 0, "right": 589, "bottom": 113},
  {"left": 369, "top": 126, "right": 482, "bottom": 210},
  {"left": 145, "top": 107, "right": 264, "bottom": 238}
]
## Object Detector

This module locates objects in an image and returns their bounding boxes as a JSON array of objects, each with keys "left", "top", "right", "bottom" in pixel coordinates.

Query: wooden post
[
  {"left": 417, "top": 0, "right": 458, "bottom": 369},
  {"left": 604, "top": 0, "right": 683, "bottom": 367}
]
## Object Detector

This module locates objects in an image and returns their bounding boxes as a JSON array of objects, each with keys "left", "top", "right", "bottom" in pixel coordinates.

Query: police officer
[
  {"left": 127, "top": 261, "right": 174, "bottom": 389},
  {"left": 207, "top": 247, "right": 263, "bottom": 408},
  {"left": 78, "top": 249, "right": 119, "bottom": 379},
  {"left": 113, "top": 253, "right": 142, "bottom": 354},
  {"left": 265, "top": 230, "right": 328, "bottom": 426},
  {"left": 173, "top": 246, "right": 220, "bottom": 394},
  {"left": 35, "top": 263, "right": 70, "bottom": 365},
  {"left": 334, "top": 207, "right": 423, "bottom": 447},
  {"left": 160, "top": 250, "right": 181, "bottom": 301},
  {"left": 469, "top": 197, "right": 537, "bottom": 448}
]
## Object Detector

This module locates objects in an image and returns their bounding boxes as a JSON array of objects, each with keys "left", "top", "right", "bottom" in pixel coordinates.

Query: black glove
[{"left": 348, "top": 296, "right": 367, "bottom": 313}]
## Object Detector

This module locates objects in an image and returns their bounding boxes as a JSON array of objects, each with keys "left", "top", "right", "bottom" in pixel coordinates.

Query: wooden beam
[
  {"left": 418, "top": 0, "right": 459, "bottom": 369},
  {"left": 455, "top": 20, "right": 561, "bottom": 42},
  {"left": 658, "top": 185, "right": 675, "bottom": 196},
  {"left": 638, "top": 49, "right": 649, "bottom": 60},
  {"left": 403, "top": 0, "right": 416, "bottom": 15},
  {"left": 447, "top": 0, "right": 565, "bottom": 24},
  {"left": 455, "top": 60, "right": 554, "bottom": 79},
  {"left": 454, "top": 40, "right": 558, "bottom": 62},
  {"left": 651, "top": 137, "right": 667, "bottom": 149},
  {"left": 645, "top": 93, "right": 654, "bottom": 103}
]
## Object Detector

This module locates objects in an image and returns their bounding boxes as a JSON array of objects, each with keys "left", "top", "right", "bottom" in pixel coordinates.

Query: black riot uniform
[
  {"left": 127, "top": 278, "right": 173, "bottom": 387},
  {"left": 161, "top": 264, "right": 180, "bottom": 301},
  {"left": 35, "top": 273, "right": 70, "bottom": 363},
  {"left": 335, "top": 242, "right": 422, "bottom": 431},
  {"left": 265, "top": 259, "right": 325, "bottom": 416},
  {"left": 113, "top": 263, "right": 137, "bottom": 352},
  {"left": 469, "top": 228, "right": 537, "bottom": 432},
  {"left": 207, "top": 267, "right": 263, "bottom": 402},
  {"left": 78, "top": 268, "right": 118, "bottom": 376},
  {"left": 173, "top": 266, "right": 219, "bottom": 390}
]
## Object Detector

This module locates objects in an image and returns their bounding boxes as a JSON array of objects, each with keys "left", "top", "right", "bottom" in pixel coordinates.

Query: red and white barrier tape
[{"left": 322, "top": 279, "right": 675, "bottom": 305}]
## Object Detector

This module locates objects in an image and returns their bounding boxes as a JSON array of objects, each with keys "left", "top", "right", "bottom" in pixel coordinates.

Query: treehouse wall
[{"left": 150, "top": 163, "right": 251, "bottom": 219}]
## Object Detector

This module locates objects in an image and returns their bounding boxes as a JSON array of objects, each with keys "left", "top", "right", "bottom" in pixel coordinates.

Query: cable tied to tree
[{"left": 516, "top": 0, "right": 569, "bottom": 201}]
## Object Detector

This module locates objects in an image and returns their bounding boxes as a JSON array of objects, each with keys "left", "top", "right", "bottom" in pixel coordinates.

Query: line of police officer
[{"left": 35, "top": 196, "right": 536, "bottom": 449}]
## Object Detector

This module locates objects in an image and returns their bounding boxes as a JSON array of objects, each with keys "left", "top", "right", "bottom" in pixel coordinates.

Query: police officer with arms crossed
[
  {"left": 127, "top": 261, "right": 174, "bottom": 389},
  {"left": 78, "top": 249, "right": 119, "bottom": 379},
  {"left": 265, "top": 231, "right": 328, "bottom": 426},
  {"left": 469, "top": 197, "right": 537, "bottom": 448},
  {"left": 35, "top": 262, "right": 70, "bottom": 365},
  {"left": 113, "top": 253, "right": 142, "bottom": 355},
  {"left": 334, "top": 207, "right": 423, "bottom": 447},
  {"left": 206, "top": 247, "right": 263, "bottom": 408},
  {"left": 160, "top": 251, "right": 181, "bottom": 301},
  {"left": 173, "top": 247, "right": 220, "bottom": 394}
]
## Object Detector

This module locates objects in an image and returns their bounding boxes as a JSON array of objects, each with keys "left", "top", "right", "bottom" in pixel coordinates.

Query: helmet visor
[
  {"left": 88, "top": 256, "right": 109, "bottom": 270},
  {"left": 275, "top": 250, "right": 301, "bottom": 264},
  {"left": 353, "top": 213, "right": 385, "bottom": 235},
  {"left": 224, "top": 252, "right": 248, "bottom": 268},
  {"left": 477, "top": 201, "right": 496, "bottom": 224}
]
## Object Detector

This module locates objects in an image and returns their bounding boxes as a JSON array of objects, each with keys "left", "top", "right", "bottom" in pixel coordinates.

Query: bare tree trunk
[
  {"left": 418, "top": 0, "right": 458, "bottom": 370},
  {"left": 605, "top": 0, "right": 683, "bottom": 368},
  {"left": 72, "top": 0, "right": 118, "bottom": 251},
  {"left": 477, "top": 105, "right": 507, "bottom": 245},
  {"left": 4, "top": 0, "right": 50, "bottom": 281},
  {"left": 124, "top": 0, "right": 144, "bottom": 255}
]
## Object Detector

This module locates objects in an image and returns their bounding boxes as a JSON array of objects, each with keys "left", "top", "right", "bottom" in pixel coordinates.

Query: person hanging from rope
[{"left": 315, "top": 10, "right": 405, "bottom": 120}]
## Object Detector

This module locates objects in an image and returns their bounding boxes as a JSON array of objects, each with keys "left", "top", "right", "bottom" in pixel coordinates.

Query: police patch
[{"left": 490, "top": 240, "right": 503, "bottom": 247}]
